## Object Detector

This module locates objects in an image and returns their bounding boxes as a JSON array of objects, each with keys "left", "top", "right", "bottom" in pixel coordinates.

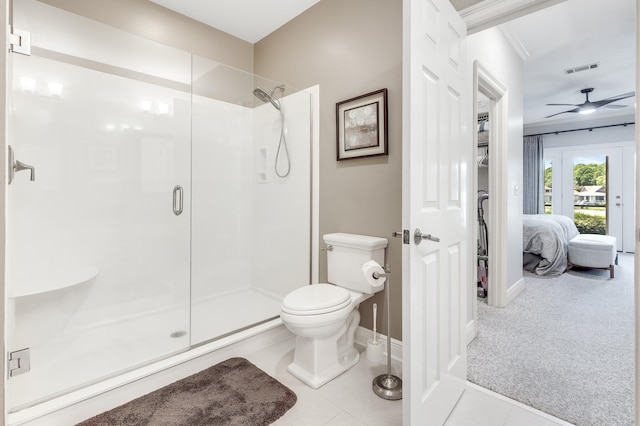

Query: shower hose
[{"left": 275, "top": 108, "right": 291, "bottom": 178}]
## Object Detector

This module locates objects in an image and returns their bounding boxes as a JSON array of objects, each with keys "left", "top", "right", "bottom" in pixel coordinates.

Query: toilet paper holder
[
  {"left": 370, "top": 263, "right": 403, "bottom": 401},
  {"left": 372, "top": 267, "right": 390, "bottom": 280}
]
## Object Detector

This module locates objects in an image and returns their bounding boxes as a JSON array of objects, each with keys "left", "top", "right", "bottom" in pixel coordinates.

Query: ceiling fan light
[{"left": 579, "top": 108, "right": 596, "bottom": 115}]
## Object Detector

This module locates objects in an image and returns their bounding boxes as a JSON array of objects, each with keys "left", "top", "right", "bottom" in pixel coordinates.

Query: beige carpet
[
  {"left": 77, "top": 357, "right": 297, "bottom": 426},
  {"left": 468, "top": 253, "right": 634, "bottom": 425}
]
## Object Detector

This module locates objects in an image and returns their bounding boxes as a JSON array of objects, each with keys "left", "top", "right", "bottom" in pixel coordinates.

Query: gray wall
[
  {"left": 254, "top": 0, "right": 403, "bottom": 340},
  {"left": 38, "top": 0, "right": 254, "bottom": 72}
]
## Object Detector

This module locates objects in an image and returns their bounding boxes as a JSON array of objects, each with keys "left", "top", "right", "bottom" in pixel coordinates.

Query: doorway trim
[
  {"left": 477, "top": 61, "right": 521, "bottom": 308},
  {"left": 634, "top": 0, "right": 640, "bottom": 419},
  {"left": 469, "top": 59, "right": 523, "bottom": 343}
]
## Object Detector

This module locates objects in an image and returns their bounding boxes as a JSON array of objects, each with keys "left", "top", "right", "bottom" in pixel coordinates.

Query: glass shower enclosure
[{"left": 7, "top": 0, "right": 311, "bottom": 412}]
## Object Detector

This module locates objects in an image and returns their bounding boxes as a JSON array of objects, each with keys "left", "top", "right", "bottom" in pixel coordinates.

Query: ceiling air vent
[{"left": 564, "top": 63, "right": 599, "bottom": 75}]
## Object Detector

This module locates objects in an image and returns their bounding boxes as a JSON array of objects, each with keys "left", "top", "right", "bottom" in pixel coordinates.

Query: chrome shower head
[{"left": 253, "top": 86, "right": 283, "bottom": 110}]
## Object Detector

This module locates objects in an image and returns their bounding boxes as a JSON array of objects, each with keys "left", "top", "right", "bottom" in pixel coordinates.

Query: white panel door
[{"left": 403, "top": 0, "right": 469, "bottom": 425}]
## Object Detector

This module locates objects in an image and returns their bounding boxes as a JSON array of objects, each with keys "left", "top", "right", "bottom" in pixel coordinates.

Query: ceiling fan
[{"left": 545, "top": 88, "right": 635, "bottom": 118}]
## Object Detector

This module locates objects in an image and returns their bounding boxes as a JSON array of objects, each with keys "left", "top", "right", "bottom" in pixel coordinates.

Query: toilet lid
[{"left": 281, "top": 284, "right": 351, "bottom": 316}]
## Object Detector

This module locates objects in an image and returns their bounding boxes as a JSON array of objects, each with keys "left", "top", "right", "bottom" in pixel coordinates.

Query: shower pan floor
[
  {"left": 190, "top": 286, "right": 283, "bottom": 344},
  {"left": 9, "top": 305, "right": 189, "bottom": 411},
  {"left": 8, "top": 286, "right": 284, "bottom": 411}
]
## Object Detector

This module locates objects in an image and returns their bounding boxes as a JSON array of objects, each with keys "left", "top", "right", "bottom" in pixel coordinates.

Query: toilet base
[
  {"left": 286, "top": 308, "right": 362, "bottom": 388},
  {"left": 288, "top": 346, "right": 360, "bottom": 389}
]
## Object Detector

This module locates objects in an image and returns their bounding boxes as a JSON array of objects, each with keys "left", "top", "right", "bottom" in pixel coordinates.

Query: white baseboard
[
  {"left": 506, "top": 277, "right": 525, "bottom": 305},
  {"left": 466, "top": 319, "right": 477, "bottom": 345},
  {"left": 354, "top": 326, "right": 403, "bottom": 363}
]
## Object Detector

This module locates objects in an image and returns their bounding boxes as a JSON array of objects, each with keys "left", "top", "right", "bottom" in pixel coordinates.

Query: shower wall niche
[{"left": 7, "top": 0, "right": 311, "bottom": 411}]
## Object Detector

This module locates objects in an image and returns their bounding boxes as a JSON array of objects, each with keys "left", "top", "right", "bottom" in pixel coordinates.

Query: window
[
  {"left": 544, "top": 159, "right": 552, "bottom": 214},
  {"left": 573, "top": 155, "right": 607, "bottom": 234}
]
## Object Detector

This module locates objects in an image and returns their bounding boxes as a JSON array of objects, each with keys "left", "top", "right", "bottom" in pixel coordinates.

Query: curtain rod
[{"left": 524, "top": 122, "right": 635, "bottom": 137}]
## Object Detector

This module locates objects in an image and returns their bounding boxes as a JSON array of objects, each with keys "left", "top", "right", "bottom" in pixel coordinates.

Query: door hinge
[
  {"left": 8, "top": 348, "right": 30, "bottom": 378},
  {"left": 9, "top": 27, "right": 31, "bottom": 56}
]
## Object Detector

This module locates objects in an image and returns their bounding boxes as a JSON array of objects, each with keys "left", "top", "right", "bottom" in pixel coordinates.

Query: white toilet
[{"left": 280, "top": 233, "right": 388, "bottom": 388}]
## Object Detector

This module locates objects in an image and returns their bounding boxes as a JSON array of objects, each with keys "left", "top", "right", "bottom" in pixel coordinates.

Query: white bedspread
[{"left": 523, "top": 214, "right": 579, "bottom": 276}]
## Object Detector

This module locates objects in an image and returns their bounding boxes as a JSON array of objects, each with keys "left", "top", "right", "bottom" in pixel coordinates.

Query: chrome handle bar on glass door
[{"left": 173, "top": 185, "right": 183, "bottom": 216}]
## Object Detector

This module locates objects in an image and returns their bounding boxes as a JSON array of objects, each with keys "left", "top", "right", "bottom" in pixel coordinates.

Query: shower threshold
[{"left": 7, "top": 319, "right": 286, "bottom": 426}]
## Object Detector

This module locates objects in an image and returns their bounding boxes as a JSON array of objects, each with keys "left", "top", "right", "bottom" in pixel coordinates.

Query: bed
[{"left": 523, "top": 214, "right": 580, "bottom": 276}]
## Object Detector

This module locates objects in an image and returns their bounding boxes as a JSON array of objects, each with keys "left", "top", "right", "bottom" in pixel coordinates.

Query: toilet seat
[{"left": 281, "top": 284, "right": 351, "bottom": 316}]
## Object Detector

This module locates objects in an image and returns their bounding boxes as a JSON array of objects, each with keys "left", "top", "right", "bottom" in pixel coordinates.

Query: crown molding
[
  {"left": 498, "top": 25, "right": 530, "bottom": 61},
  {"left": 460, "top": 0, "right": 566, "bottom": 34}
]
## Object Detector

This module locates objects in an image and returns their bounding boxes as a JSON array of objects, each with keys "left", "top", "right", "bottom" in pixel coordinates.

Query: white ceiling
[
  {"left": 149, "top": 0, "right": 322, "bottom": 44},
  {"left": 502, "top": 0, "right": 636, "bottom": 125},
  {"left": 150, "top": 0, "right": 635, "bottom": 126}
]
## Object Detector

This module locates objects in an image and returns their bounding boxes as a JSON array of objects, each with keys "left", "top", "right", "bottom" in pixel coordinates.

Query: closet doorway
[{"left": 470, "top": 61, "right": 511, "bottom": 343}]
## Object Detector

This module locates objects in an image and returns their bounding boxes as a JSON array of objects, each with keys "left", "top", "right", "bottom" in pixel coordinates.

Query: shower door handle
[{"left": 173, "top": 185, "right": 183, "bottom": 216}]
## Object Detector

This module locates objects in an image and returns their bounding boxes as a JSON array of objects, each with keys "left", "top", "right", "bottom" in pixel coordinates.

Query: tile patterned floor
[
  {"left": 244, "top": 335, "right": 572, "bottom": 426},
  {"left": 15, "top": 326, "right": 573, "bottom": 426}
]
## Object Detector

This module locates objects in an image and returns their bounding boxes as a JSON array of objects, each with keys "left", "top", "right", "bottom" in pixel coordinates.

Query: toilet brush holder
[
  {"left": 366, "top": 303, "right": 384, "bottom": 363},
  {"left": 366, "top": 338, "right": 384, "bottom": 364}
]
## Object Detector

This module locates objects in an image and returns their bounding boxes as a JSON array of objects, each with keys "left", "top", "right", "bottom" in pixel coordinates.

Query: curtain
[{"left": 523, "top": 135, "right": 544, "bottom": 214}]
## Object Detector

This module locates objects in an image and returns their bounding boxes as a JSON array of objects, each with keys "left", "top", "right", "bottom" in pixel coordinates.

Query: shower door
[
  {"left": 7, "top": 0, "right": 191, "bottom": 410},
  {"left": 190, "top": 62, "right": 312, "bottom": 344}
]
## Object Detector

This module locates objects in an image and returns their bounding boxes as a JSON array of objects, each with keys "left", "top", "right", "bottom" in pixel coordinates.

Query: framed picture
[{"left": 336, "top": 88, "right": 388, "bottom": 160}]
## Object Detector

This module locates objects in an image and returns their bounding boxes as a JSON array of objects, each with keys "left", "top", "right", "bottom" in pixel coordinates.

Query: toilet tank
[{"left": 323, "top": 233, "right": 388, "bottom": 294}]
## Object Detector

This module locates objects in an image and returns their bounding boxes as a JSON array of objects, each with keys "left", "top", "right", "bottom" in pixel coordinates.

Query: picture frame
[{"left": 336, "top": 88, "right": 388, "bottom": 161}]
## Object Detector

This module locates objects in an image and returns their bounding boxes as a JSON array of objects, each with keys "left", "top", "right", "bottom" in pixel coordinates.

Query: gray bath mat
[{"left": 77, "top": 357, "right": 297, "bottom": 426}]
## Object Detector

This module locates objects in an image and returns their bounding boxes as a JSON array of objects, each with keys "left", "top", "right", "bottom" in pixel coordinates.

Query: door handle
[
  {"left": 414, "top": 228, "right": 440, "bottom": 245},
  {"left": 8, "top": 145, "right": 35, "bottom": 185},
  {"left": 173, "top": 185, "right": 183, "bottom": 216}
]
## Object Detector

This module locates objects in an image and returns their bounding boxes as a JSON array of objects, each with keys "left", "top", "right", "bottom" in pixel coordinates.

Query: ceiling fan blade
[
  {"left": 544, "top": 108, "right": 580, "bottom": 118},
  {"left": 587, "top": 92, "right": 635, "bottom": 109},
  {"left": 544, "top": 90, "right": 635, "bottom": 118},
  {"left": 591, "top": 97, "right": 633, "bottom": 109},
  {"left": 600, "top": 91, "right": 635, "bottom": 102}
]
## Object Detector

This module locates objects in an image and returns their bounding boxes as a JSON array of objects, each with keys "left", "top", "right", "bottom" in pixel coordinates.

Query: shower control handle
[
  {"left": 173, "top": 185, "right": 183, "bottom": 216},
  {"left": 15, "top": 160, "right": 35, "bottom": 181},
  {"left": 8, "top": 145, "right": 35, "bottom": 185}
]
